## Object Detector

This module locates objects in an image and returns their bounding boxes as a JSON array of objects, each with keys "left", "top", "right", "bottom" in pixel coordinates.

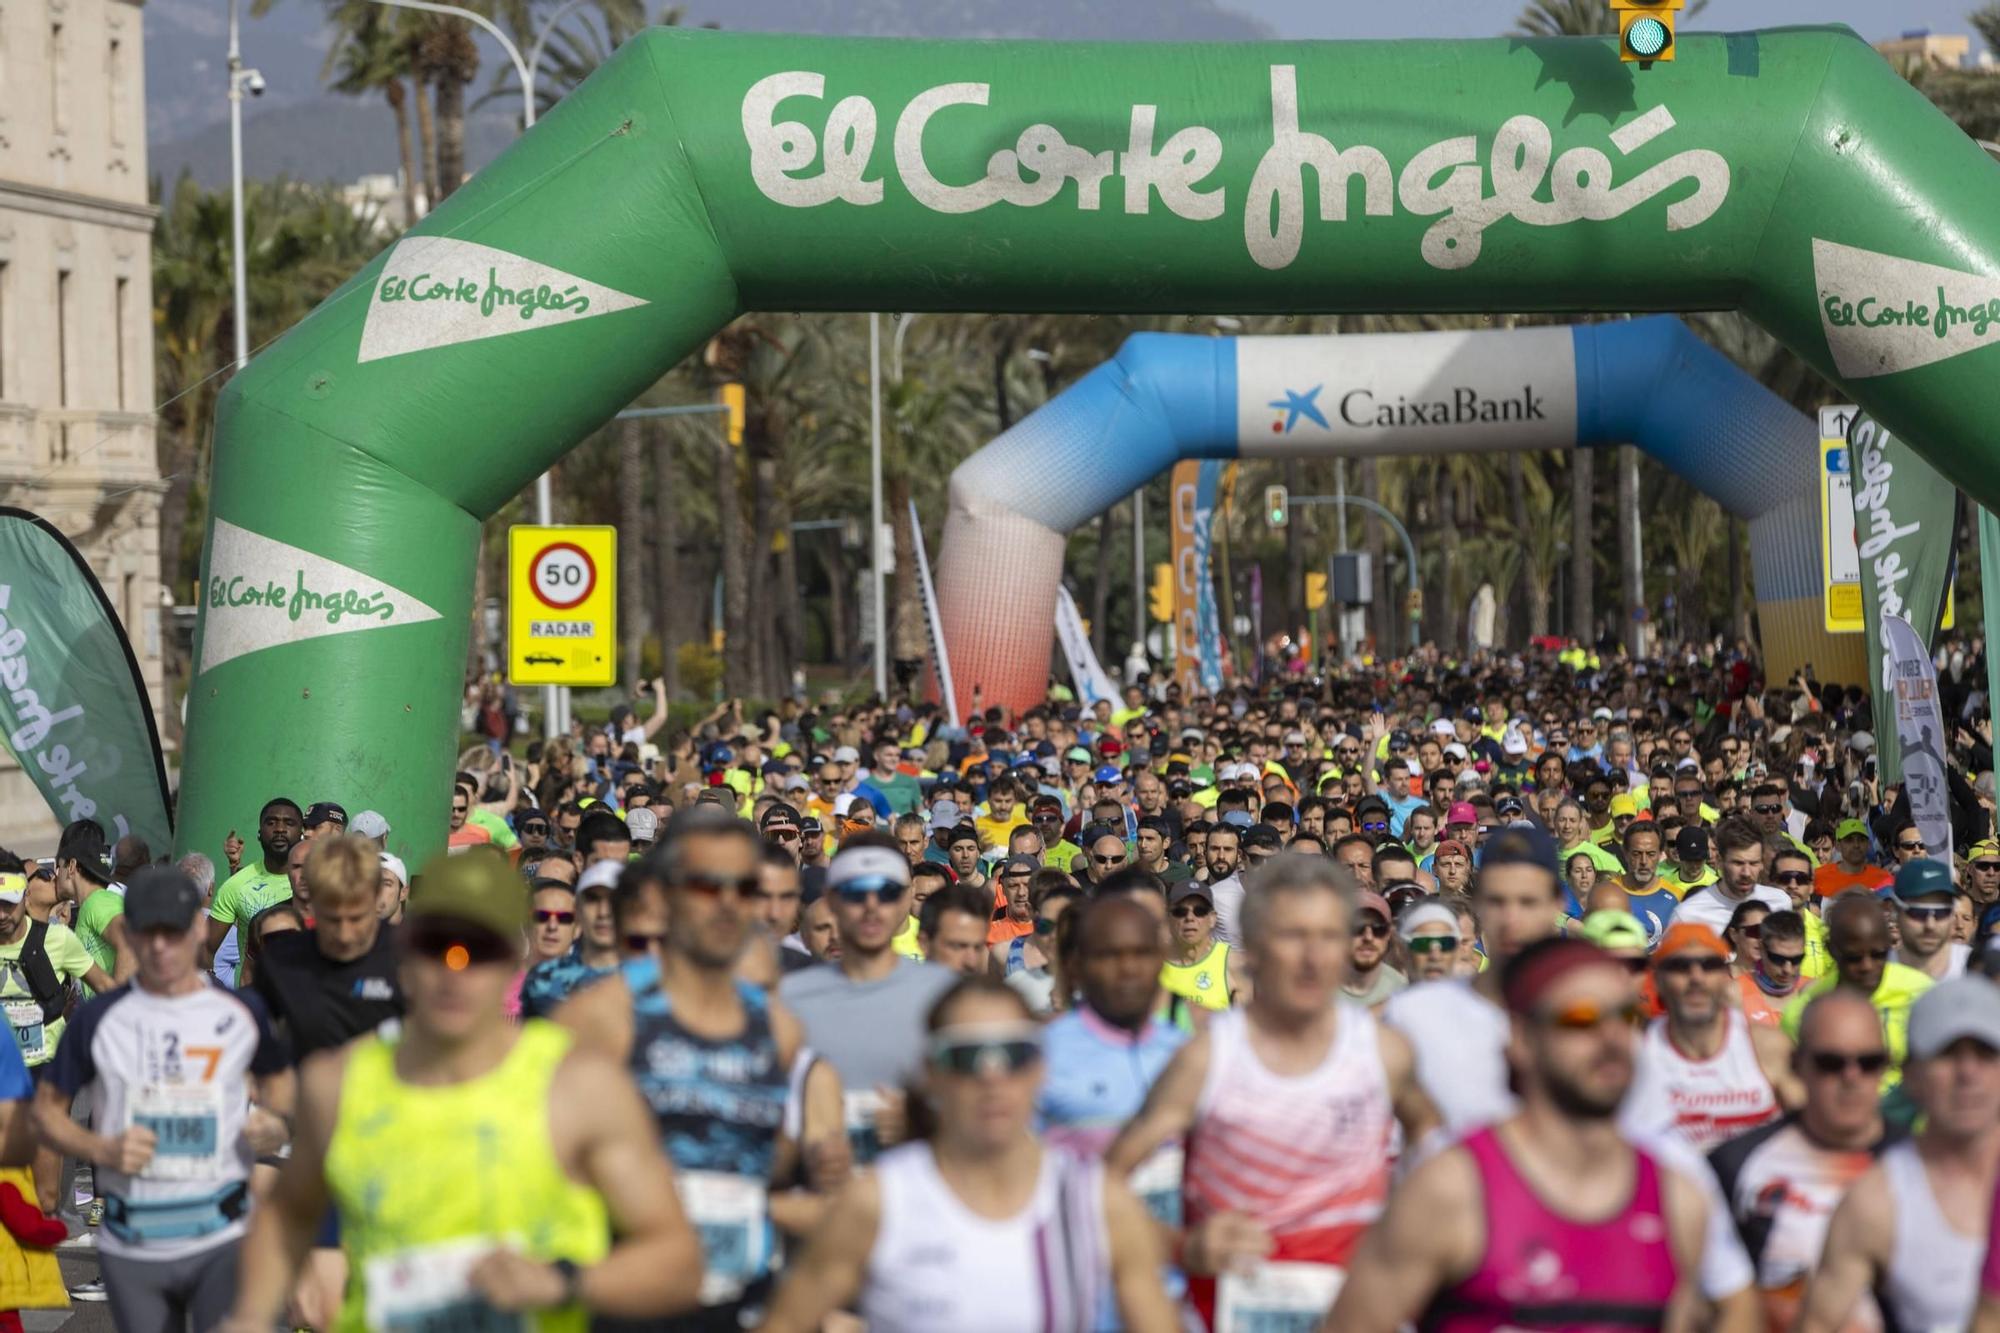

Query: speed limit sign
[
  {"left": 508, "top": 526, "right": 615, "bottom": 686},
  {"left": 530, "top": 542, "right": 596, "bottom": 610}
]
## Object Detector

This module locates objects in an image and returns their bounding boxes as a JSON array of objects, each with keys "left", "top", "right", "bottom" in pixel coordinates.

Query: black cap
[
  {"left": 125, "top": 866, "right": 204, "bottom": 932},
  {"left": 304, "top": 801, "right": 348, "bottom": 829},
  {"left": 1675, "top": 826, "right": 1709, "bottom": 861},
  {"left": 759, "top": 802, "right": 802, "bottom": 829},
  {"left": 1241, "top": 823, "right": 1284, "bottom": 852}
]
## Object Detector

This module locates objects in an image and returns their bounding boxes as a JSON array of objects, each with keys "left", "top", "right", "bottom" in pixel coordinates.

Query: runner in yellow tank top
[
  {"left": 1160, "top": 882, "right": 1242, "bottom": 1011},
  {"left": 219, "top": 850, "right": 704, "bottom": 1333}
]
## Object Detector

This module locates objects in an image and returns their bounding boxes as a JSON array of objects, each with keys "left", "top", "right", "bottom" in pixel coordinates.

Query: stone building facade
[{"left": 0, "top": 0, "right": 163, "bottom": 853}]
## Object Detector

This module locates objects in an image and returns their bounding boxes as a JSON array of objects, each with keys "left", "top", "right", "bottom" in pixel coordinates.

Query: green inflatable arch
[{"left": 182, "top": 26, "right": 2000, "bottom": 866}]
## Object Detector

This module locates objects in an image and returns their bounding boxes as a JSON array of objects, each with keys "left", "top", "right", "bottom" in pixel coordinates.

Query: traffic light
[
  {"left": 1611, "top": 0, "right": 1681, "bottom": 63},
  {"left": 720, "top": 382, "right": 746, "bottom": 445},
  {"left": 1149, "top": 563, "right": 1175, "bottom": 623},
  {"left": 1305, "top": 572, "right": 1328, "bottom": 611},
  {"left": 1265, "top": 484, "right": 1289, "bottom": 529}
]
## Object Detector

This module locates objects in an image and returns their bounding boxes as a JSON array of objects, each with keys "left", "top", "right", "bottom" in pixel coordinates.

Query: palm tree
[
  {"left": 476, "top": 0, "right": 665, "bottom": 122},
  {"left": 324, "top": 3, "right": 421, "bottom": 224}
]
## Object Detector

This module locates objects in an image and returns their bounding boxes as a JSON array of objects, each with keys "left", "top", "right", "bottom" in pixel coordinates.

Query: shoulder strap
[{"left": 19, "top": 922, "right": 62, "bottom": 1022}]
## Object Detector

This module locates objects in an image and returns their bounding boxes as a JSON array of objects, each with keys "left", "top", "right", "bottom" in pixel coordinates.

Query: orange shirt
[
  {"left": 986, "top": 916, "right": 1034, "bottom": 946},
  {"left": 1736, "top": 972, "right": 1797, "bottom": 1028},
  {"left": 1813, "top": 862, "right": 1889, "bottom": 898},
  {"left": 447, "top": 825, "right": 492, "bottom": 853}
]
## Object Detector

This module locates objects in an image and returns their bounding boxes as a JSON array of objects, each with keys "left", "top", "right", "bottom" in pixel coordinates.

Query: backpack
[{"left": 16, "top": 923, "right": 64, "bottom": 1025}]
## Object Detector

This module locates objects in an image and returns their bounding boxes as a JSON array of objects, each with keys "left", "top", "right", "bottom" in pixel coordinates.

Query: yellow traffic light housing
[
  {"left": 1305, "top": 572, "right": 1328, "bottom": 611},
  {"left": 1149, "top": 563, "right": 1175, "bottom": 623},
  {"left": 1610, "top": 0, "right": 1681, "bottom": 63},
  {"left": 1265, "top": 484, "right": 1289, "bottom": 529},
  {"left": 720, "top": 382, "right": 746, "bottom": 445}
]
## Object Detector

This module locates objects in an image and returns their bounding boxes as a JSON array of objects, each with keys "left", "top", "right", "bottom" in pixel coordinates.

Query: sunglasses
[
  {"left": 1733, "top": 923, "right": 1763, "bottom": 939},
  {"left": 1540, "top": 999, "right": 1645, "bottom": 1031},
  {"left": 1900, "top": 903, "right": 1954, "bottom": 923},
  {"left": 1092, "top": 854, "right": 1127, "bottom": 866},
  {"left": 625, "top": 931, "right": 666, "bottom": 953},
  {"left": 930, "top": 1034, "right": 1043, "bottom": 1077},
  {"left": 1773, "top": 871, "right": 1811, "bottom": 886},
  {"left": 521, "top": 823, "right": 549, "bottom": 835},
  {"left": 533, "top": 909, "right": 576, "bottom": 925},
  {"left": 1657, "top": 956, "right": 1728, "bottom": 978},
  {"left": 407, "top": 923, "right": 514, "bottom": 969},
  {"left": 451, "top": 804, "right": 469, "bottom": 814},
  {"left": 1836, "top": 947, "right": 1890, "bottom": 965},
  {"left": 1753, "top": 804, "right": 1784, "bottom": 815},
  {"left": 1806, "top": 1050, "right": 1890, "bottom": 1076},
  {"left": 1406, "top": 935, "right": 1458, "bottom": 955},
  {"left": 1897, "top": 841, "right": 1926, "bottom": 852},
  {"left": 835, "top": 881, "right": 906, "bottom": 906},
  {"left": 1169, "top": 903, "right": 1213, "bottom": 919},
  {"left": 1355, "top": 921, "right": 1391, "bottom": 941},
  {"left": 1360, "top": 820, "right": 1389, "bottom": 834},
  {"left": 679, "top": 872, "right": 758, "bottom": 899},
  {"left": 1974, "top": 861, "right": 2000, "bottom": 873},
  {"left": 1763, "top": 949, "right": 1805, "bottom": 968},
  {"left": 764, "top": 828, "right": 800, "bottom": 842}
]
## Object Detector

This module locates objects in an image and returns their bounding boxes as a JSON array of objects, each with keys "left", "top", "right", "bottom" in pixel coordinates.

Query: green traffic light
[{"left": 1626, "top": 16, "right": 1670, "bottom": 58}]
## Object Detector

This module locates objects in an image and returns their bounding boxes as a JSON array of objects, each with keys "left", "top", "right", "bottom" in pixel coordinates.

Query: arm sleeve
[
  {"left": 208, "top": 876, "right": 238, "bottom": 924},
  {"left": 49, "top": 926, "right": 94, "bottom": 981}
]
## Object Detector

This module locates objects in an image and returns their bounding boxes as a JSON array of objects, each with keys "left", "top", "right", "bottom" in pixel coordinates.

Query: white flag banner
[
  {"left": 907, "top": 501, "right": 959, "bottom": 730},
  {"left": 1054, "top": 586, "right": 1120, "bottom": 707},
  {"left": 1884, "top": 613, "right": 1953, "bottom": 865}
]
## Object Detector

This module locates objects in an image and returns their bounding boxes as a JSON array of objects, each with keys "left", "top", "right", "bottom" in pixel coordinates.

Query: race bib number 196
[{"left": 132, "top": 1083, "right": 226, "bottom": 1182}]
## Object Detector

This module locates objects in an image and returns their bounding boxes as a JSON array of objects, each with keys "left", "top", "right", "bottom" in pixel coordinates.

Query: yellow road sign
[{"left": 509, "top": 525, "right": 616, "bottom": 686}]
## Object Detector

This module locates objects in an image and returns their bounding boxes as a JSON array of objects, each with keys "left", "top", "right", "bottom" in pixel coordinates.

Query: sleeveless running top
[
  {"left": 1183, "top": 1002, "right": 1392, "bottom": 1324},
  {"left": 326, "top": 1021, "right": 609, "bottom": 1333},
  {"left": 1627, "top": 1010, "right": 1781, "bottom": 1153},
  {"left": 1161, "top": 942, "right": 1233, "bottom": 1012},
  {"left": 1878, "top": 1139, "right": 1985, "bottom": 1333},
  {"left": 1420, "top": 1126, "right": 1679, "bottom": 1332},
  {"left": 862, "top": 1142, "right": 1105, "bottom": 1333},
  {"left": 621, "top": 955, "right": 787, "bottom": 1305}
]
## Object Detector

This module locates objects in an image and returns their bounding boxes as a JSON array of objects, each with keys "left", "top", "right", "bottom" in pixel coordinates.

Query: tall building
[{"left": 0, "top": 0, "right": 163, "bottom": 852}]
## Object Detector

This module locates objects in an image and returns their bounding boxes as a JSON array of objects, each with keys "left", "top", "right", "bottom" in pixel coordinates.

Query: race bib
[
  {"left": 131, "top": 1082, "right": 227, "bottom": 1182},
  {"left": 677, "top": 1170, "right": 769, "bottom": 1304},
  {"left": 1214, "top": 1262, "right": 1344, "bottom": 1333},
  {"left": 1127, "top": 1143, "right": 1184, "bottom": 1228},
  {"left": 364, "top": 1237, "right": 527, "bottom": 1333},
  {"left": 4, "top": 1001, "right": 43, "bottom": 1062},
  {"left": 843, "top": 1089, "right": 886, "bottom": 1165}
]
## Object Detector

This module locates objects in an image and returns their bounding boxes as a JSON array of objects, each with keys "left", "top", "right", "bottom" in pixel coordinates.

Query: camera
[{"left": 243, "top": 69, "right": 267, "bottom": 96}]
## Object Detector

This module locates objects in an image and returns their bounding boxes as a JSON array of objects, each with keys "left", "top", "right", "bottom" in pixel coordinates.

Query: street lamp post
[
  {"left": 226, "top": 0, "right": 261, "bottom": 374},
  {"left": 868, "top": 313, "right": 887, "bottom": 698},
  {"left": 369, "top": 0, "right": 586, "bottom": 736}
]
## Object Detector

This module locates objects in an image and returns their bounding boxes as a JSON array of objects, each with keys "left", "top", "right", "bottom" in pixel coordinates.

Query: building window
[
  {"left": 50, "top": 23, "right": 66, "bottom": 136},
  {"left": 115, "top": 276, "right": 129, "bottom": 410},
  {"left": 107, "top": 36, "right": 126, "bottom": 149},
  {"left": 56, "top": 270, "right": 71, "bottom": 409}
]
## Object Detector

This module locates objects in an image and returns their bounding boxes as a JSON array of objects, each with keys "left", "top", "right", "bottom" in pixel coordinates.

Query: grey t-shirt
[
  {"left": 1343, "top": 965, "right": 1408, "bottom": 1009},
  {"left": 778, "top": 957, "right": 956, "bottom": 1093}
]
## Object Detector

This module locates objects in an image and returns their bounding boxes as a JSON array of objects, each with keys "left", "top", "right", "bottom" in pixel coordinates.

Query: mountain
[{"left": 145, "top": 0, "right": 1272, "bottom": 189}]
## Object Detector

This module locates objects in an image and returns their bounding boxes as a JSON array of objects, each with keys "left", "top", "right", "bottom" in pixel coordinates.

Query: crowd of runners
[{"left": 5, "top": 639, "right": 2000, "bottom": 1331}]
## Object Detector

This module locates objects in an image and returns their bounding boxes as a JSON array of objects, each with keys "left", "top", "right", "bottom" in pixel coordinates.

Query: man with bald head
[
  {"left": 1712, "top": 988, "right": 1897, "bottom": 1332},
  {"left": 1584, "top": 882, "right": 1631, "bottom": 918},
  {"left": 1782, "top": 891, "right": 1934, "bottom": 1088}
]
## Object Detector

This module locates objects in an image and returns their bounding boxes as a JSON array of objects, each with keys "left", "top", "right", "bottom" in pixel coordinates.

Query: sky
[{"left": 1234, "top": 0, "right": 1977, "bottom": 42}]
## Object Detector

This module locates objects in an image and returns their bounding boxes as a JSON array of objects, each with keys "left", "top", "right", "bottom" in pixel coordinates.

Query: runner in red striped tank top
[
  {"left": 1108, "top": 855, "right": 1432, "bottom": 1332},
  {"left": 1327, "top": 938, "right": 1718, "bottom": 1333}
]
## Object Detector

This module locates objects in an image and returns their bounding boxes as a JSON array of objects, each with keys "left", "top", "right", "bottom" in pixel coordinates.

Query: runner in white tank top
[
  {"left": 1621, "top": 924, "right": 1797, "bottom": 1154},
  {"left": 1878, "top": 1138, "right": 1985, "bottom": 1331},
  {"left": 1107, "top": 861, "right": 1427, "bottom": 1333}
]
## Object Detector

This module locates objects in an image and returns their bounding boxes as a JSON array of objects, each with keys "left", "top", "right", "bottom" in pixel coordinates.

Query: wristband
[{"left": 551, "top": 1258, "right": 583, "bottom": 1307}]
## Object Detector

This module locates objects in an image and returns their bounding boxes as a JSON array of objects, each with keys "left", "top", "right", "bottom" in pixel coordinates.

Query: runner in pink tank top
[
  {"left": 1419, "top": 1125, "right": 1677, "bottom": 1331},
  {"left": 1327, "top": 939, "right": 1710, "bottom": 1333}
]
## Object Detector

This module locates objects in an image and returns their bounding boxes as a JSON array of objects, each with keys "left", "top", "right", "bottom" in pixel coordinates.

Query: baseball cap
[
  {"left": 1398, "top": 900, "right": 1460, "bottom": 940},
  {"left": 1446, "top": 802, "right": 1478, "bottom": 827},
  {"left": 1389, "top": 729, "right": 1413, "bottom": 748},
  {"left": 1907, "top": 977, "right": 2000, "bottom": 1059},
  {"left": 1219, "top": 810, "right": 1254, "bottom": 829},
  {"left": 929, "top": 799, "right": 963, "bottom": 828},
  {"left": 406, "top": 850, "right": 531, "bottom": 939},
  {"left": 0, "top": 873, "right": 24, "bottom": 906},
  {"left": 1169, "top": 881, "right": 1215, "bottom": 908},
  {"left": 831, "top": 745, "right": 861, "bottom": 764},
  {"left": 380, "top": 852, "right": 408, "bottom": 887},
  {"left": 1479, "top": 824, "right": 1560, "bottom": 876},
  {"left": 1655, "top": 921, "right": 1728, "bottom": 961},
  {"left": 1892, "top": 857, "right": 1957, "bottom": 902},
  {"left": 1434, "top": 838, "right": 1471, "bottom": 860},
  {"left": 1283, "top": 731, "right": 1306, "bottom": 746},
  {"left": 1000, "top": 854, "right": 1039, "bottom": 876},
  {"left": 1502, "top": 730, "right": 1529, "bottom": 757},
  {"left": 1969, "top": 839, "right": 2000, "bottom": 863},
  {"left": 1496, "top": 794, "right": 1525, "bottom": 817},
  {"left": 1094, "top": 765, "right": 1124, "bottom": 783},
  {"left": 1356, "top": 889, "right": 1393, "bottom": 922},
  {"left": 1241, "top": 824, "right": 1283, "bottom": 852},
  {"left": 1836, "top": 818, "right": 1871, "bottom": 841},
  {"left": 351, "top": 810, "right": 392, "bottom": 840},
  {"left": 1848, "top": 731, "right": 1876, "bottom": 756},
  {"left": 1065, "top": 747, "right": 1092, "bottom": 764},
  {"left": 947, "top": 822, "right": 981, "bottom": 848},
  {"left": 1674, "top": 827, "right": 1708, "bottom": 861},
  {"left": 759, "top": 802, "right": 801, "bottom": 830},
  {"left": 1099, "top": 737, "right": 1124, "bottom": 757},
  {"left": 1429, "top": 719, "right": 1455, "bottom": 738},
  {"left": 1578, "top": 910, "right": 1648, "bottom": 952},
  {"left": 625, "top": 806, "right": 660, "bottom": 843},
  {"left": 1609, "top": 794, "right": 1637, "bottom": 818},
  {"left": 304, "top": 801, "right": 349, "bottom": 830},
  {"left": 1030, "top": 794, "right": 1065, "bottom": 815},
  {"left": 124, "top": 865, "right": 205, "bottom": 932},
  {"left": 577, "top": 860, "right": 620, "bottom": 896},
  {"left": 827, "top": 843, "right": 911, "bottom": 894}
]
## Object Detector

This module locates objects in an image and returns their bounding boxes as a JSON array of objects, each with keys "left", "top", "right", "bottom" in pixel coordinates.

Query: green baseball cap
[
  {"left": 1836, "top": 818, "right": 1871, "bottom": 841},
  {"left": 1578, "top": 909, "right": 1649, "bottom": 952},
  {"left": 406, "top": 848, "right": 530, "bottom": 939},
  {"left": 1891, "top": 857, "right": 1957, "bottom": 903}
]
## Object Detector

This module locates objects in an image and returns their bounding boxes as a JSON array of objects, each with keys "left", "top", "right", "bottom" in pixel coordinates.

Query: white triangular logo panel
[
  {"left": 198, "top": 520, "right": 443, "bottom": 674},
  {"left": 1813, "top": 238, "right": 2000, "bottom": 379},
  {"left": 358, "top": 237, "right": 649, "bottom": 363}
]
